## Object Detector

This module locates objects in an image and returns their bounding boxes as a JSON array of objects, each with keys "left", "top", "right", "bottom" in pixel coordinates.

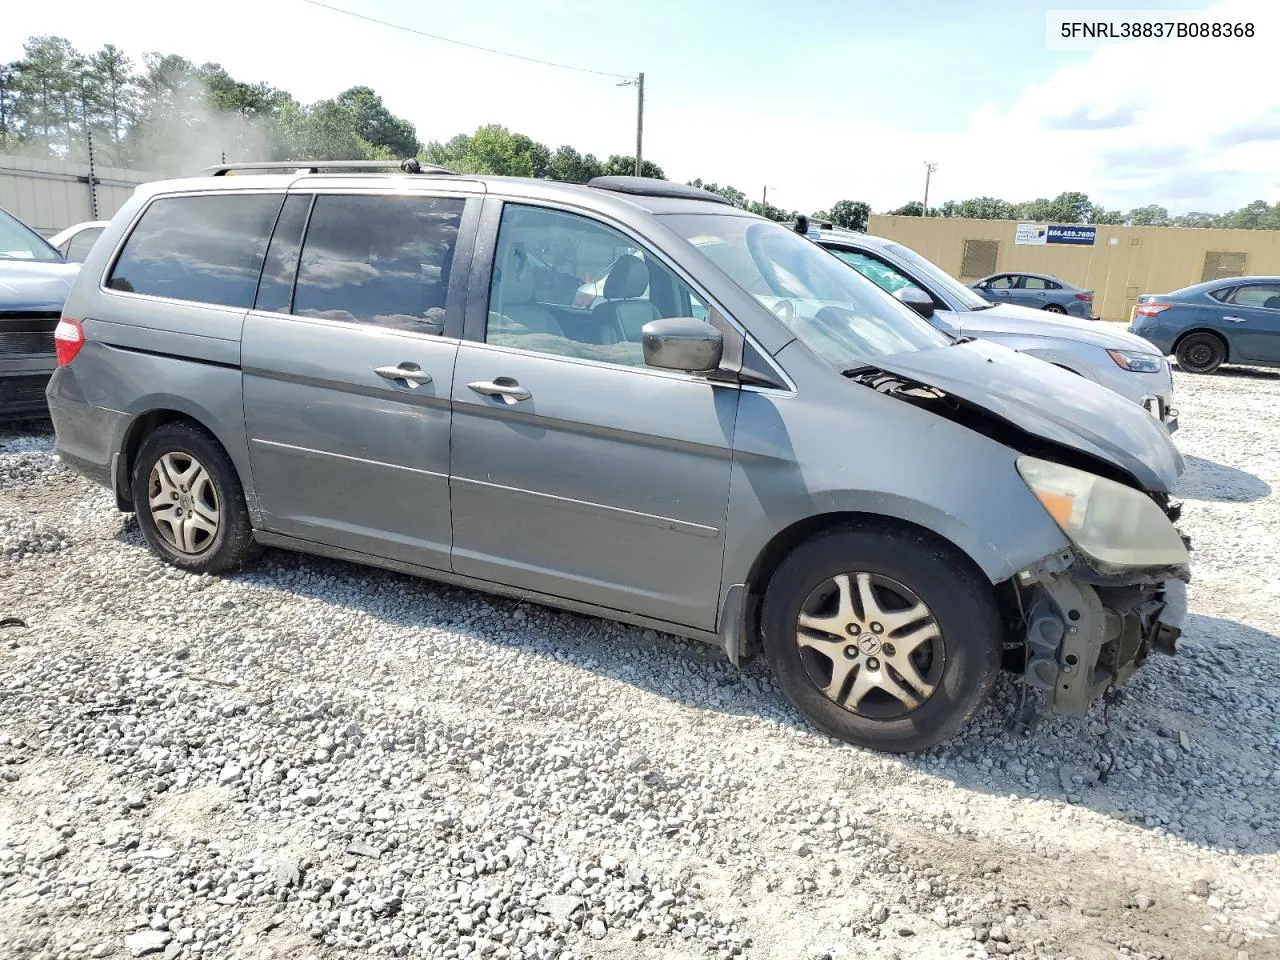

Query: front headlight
[
  {"left": 1107, "top": 349, "right": 1163, "bottom": 373},
  {"left": 1016, "top": 456, "right": 1189, "bottom": 569}
]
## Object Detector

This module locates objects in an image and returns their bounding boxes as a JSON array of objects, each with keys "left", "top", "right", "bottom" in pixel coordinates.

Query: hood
[
  {"left": 961, "top": 302, "right": 1162, "bottom": 353},
  {"left": 868, "top": 338, "right": 1185, "bottom": 492},
  {"left": 0, "top": 260, "right": 80, "bottom": 313}
]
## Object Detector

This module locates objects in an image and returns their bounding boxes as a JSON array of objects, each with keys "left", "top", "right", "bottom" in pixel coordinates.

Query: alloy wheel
[
  {"left": 794, "top": 572, "right": 945, "bottom": 719},
  {"left": 148, "top": 452, "right": 220, "bottom": 555}
]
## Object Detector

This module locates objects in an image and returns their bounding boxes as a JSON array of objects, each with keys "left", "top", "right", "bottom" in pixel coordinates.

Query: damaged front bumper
[{"left": 1010, "top": 546, "right": 1189, "bottom": 730}]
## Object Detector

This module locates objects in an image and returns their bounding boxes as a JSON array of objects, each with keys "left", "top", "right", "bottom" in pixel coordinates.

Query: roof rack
[
  {"left": 199, "top": 159, "right": 455, "bottom": 177},
  {"left": 585, "top": 176, "right": 731, "bottom": 205}
]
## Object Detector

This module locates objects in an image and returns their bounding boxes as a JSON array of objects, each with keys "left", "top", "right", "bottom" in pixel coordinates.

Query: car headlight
[
  {"left": 1107, "top": 349, "right": 1163, "bottom": 373},
  {"left": 1016, "top": 456, "right": 1189, "bottom": 569}
]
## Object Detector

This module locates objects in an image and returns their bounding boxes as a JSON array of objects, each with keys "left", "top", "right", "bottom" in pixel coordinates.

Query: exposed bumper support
[{"left": 1012, "top": 566, "right": 1187, "bottom": 730}]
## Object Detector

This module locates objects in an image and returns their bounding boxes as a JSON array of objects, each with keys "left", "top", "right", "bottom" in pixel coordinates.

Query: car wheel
[
  {"left": 761, "top": 526, "right": 1002, "bottom": 753},
  {"left": 1175, "top": 332, "right": 1226, "bottom": 374},
  {"left": 131, "top": 421, "right": 260, "bottom": 574},
  {"left": 1043, "top": 304, "right": 1067, "bottom": 314}
]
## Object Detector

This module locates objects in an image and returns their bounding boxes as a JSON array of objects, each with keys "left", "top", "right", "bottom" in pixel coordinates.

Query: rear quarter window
[{"left": 107, "top": 193, "right": 285, "bottom": 308}]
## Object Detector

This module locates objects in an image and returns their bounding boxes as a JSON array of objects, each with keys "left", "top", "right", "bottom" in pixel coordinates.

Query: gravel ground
[{"left": 2, "top": 369, "right": 1278, "bottom": 960}]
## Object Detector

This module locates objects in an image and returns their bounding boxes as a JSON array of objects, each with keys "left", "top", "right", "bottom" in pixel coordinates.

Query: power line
[{"left": 301, "top": 0, "right": 633, "bottom": 80}]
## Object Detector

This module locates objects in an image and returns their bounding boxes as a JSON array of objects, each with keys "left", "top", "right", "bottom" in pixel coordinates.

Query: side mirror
[
  {"left": 894, "top": 285, "right": 935, "bottom": 319},
  {"left": 641, "top": 317, "right": 723, "bottom": 373}
]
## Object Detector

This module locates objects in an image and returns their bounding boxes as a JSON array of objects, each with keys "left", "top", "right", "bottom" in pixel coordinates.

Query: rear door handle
[
  {"left": 374, "top": 363, "right": 432, "bottom": 386},
  {"left": 468, "top": 377, "right": 532, "bottom": 403},
  {"left": 1223, "top": 316, "right": 1247, "bottom": 323}
]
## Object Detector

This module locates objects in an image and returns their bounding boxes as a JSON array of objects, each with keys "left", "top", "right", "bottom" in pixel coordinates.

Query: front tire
[
  {"left": 131, "top": 421, "right": 260, "bottom": 574},
  {"left": 761, "top": 526, "right": 1001, "bottom": 753},
  {"left": 1175, "top": 332, "right": 1226, "bottom": 374}
]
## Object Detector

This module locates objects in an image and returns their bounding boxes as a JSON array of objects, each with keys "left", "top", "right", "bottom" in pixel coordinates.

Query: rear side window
[
  {"left": 107, "top": 194, "right": 284, "bottom": 308},
  {"left": 255, "top": 194, "right": 313, "bottom": 314},
  {"left": 291, "top": 194, "right": 465, "bottom": 333}
]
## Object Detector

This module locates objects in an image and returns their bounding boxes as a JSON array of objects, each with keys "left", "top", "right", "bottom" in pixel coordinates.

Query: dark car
[
  {"left": 969, "top": 272, "right": 1095, "bottom": 319},
  {"left": 1129, "top": 276, "right": 1280, "bottom": 374},
  {"left": 0, "top": 208, "right": 80, "bottom": 418}
]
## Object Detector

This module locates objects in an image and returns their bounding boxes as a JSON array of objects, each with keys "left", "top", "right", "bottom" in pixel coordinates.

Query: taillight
[
  {"left": 54, "top": 317, "right": 85, "bottom": 366},
  {"left": 1074, "top": 292, "right": 1093, "bottom": 302},
  {"left": 1134, "top": 303, "right": 1172, "bottom": 318}
]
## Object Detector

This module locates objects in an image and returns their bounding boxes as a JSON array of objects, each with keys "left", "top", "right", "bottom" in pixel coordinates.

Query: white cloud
[{"left": 3, "top": 0, "right": 1278, "bottom": 215}]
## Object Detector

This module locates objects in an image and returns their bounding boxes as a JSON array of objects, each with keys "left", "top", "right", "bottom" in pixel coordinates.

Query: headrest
[
  {"left": 499, "top": 243, "right": 535, "bottom": 305},
  {"left": 1264, "top": 295, "right": 1280, "bottom": 310},
  {"left": 603, "top": 254, "right": 649, "bottom": 300}
]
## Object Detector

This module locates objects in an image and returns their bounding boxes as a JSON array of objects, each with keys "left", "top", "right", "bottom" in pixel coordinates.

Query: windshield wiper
[
  {"left": 969, "top": 302, "right": 996, "bottom": 311},
  {"left": 949, "top": 335, "right": 978, "bottom": 345}
]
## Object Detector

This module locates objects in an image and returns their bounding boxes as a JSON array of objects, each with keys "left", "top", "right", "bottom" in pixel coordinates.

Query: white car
[{"left": 48, "top": 220, "right": 110, "bottom": 263}]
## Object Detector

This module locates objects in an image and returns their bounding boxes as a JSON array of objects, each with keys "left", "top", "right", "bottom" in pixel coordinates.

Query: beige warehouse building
[{"left": 867, "top": 214, "right": 1280, "bottom": 324}]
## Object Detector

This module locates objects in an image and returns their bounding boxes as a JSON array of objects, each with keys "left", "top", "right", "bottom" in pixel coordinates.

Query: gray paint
[{"left": 48, "top": 169, "right": 1185, "bottom": 661}]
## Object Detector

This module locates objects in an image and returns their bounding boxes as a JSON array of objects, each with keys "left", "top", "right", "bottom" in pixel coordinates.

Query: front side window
[
  {"left": 108, "top": 194, "right": 284, "bottom": 307},
  {"left": 292, "top": 194, "right": 465, "bottom": 332},
  {"left": 880, "top": 242, "right": 991, "bottom": 310},
  {"left": 829, "top": 248, "right": 914, "bottom": 294},
  {"left": 661, "top": 213, "right": 949, "bottom": 368},
  {"left": 1228, "top": 283, "right": 1280, "bottom": 309},
  {"left": 0, "top": 210, "right": 61, "bottom": 263},
  {"left": 65, "top": 228, "right": 104, "bottom": 263},
  {"left": 486, "top": 204, "right": 708, "bottom": 367}
]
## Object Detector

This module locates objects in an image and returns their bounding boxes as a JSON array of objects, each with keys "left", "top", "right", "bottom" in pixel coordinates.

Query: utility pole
[
  {"left": 762, "top": 185, "right": 773, "bottom": 209},
  {"left": 618, "top": 72, "right": 645, "bottom": 176},
  {"left": 922, "top": 161, "right": 938, "bottom": 217}
]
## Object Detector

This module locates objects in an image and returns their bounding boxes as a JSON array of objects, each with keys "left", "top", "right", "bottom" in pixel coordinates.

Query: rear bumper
[{"left": 45, "top": 366, "right": 129, "bottom": 494}]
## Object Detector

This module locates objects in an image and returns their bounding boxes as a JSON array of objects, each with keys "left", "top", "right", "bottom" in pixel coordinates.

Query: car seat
[{"left": 591, "top": 254, "right": 659, "bottom": 341}]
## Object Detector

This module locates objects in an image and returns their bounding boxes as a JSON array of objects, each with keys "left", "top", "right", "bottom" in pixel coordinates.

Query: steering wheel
[{"left": 771, "top": 299, "right": 796, "bottom": 323}]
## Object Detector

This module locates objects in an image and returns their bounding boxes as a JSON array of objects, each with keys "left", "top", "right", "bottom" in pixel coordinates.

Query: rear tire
[
  {"left": 1043, "top": 304, "right": 1067, "bottom": 314},
  {"left": 131, "top": 421, "right": 260, "bottom": 574},
  {"left": 761, "top": 526, "right": 1002, "bottom": 753},
  {"left": 1175, "top": 332, "right": 1226, "bottom": 374}
]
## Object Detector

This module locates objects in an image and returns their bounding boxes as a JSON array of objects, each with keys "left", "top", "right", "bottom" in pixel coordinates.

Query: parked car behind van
[
  {"left": 47, "top": 162, "right": 1190, "bottom": 753},
  {"left": 1, "top": 207, "right": 80, "bottom": 419},
  {"left": 1129, "top": 276, "right": 1280, "bottom": 374},
  {"left": 808, "top": 227, "right": 1178, "bottom": 431}
]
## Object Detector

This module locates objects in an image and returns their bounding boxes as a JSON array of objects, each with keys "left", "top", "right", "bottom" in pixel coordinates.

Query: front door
[
  {"left": 241, "top": 190, "right": 478, "bottom": 571},
  {"left": 1219, "top": 282, "right": 1280, "bottom": 363},
  {"left": 449, "top": 201, "right": 739, "bottom": 630}
]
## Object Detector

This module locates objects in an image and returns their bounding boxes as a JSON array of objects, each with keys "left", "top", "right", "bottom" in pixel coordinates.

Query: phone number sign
[{"left": 1015, "top": 223, "right": 1097, "bottom": 245}]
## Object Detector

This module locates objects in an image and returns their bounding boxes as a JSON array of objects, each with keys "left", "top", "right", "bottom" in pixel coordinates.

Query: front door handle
[
  {"left": 1223, "top": 316, "right": 1247, "bottom": 323},
  {"left": 468, "top": 377, "right": 532, "bottom": 403},
  {"left": 374, "top": 363, "right": 433, "bottom": 386}
]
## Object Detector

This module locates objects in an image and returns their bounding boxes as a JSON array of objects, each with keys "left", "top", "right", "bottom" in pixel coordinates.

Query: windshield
[
  {"left": 882, "top": 241, "right": 991, "bottom": 311},
  {"left": 660, "top": 214, "right": 950, "bottom": 367},
  {"left": 0, "top": 209, "right": 62, "bottom": 263}
]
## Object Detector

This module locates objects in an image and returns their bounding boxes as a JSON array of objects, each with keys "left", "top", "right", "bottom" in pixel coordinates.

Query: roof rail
[
  {"left": 585, "top": 176, "right": 732, "bottom": 205},
  {"left": 199, "top": 159, "right": 455, "bottom": 177}
]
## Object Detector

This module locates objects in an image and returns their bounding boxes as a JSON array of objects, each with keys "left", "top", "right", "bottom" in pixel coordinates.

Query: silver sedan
[
  {"left": 969, "top": 271, "right": 1095, "bottom": 319},
  {"left": 811, "top": 229, "right": 1178, "bottom": 431}
]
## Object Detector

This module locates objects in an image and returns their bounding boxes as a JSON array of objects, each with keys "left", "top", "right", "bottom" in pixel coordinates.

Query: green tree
[
  {"left": 1126, "top": 204, "right": 1171, "bottom": 226},
  {"left": 0, "top": 61, "right": 17, "bottom": 147},
  {"left": 1089, "top": 204, "right": 1125, "bottom": 225},
  {"left": 688, "top": 179, "right": 749, "bottom": 208},
  {"left": 828, "top": 199, "right": 870, "bottom": 230},
  {"left": 1046, "top": 191, "right": 1092, "bottom": 224},
  {"left": 86, "top": 44, "right": 137, "bottom": 160},
  {"left": 888, "top": 200, "right": 924, "bottom": 216},
  {"left": 548, "top": 145, "right": 604, "bottom": 183},
  {"left": 1172, "top": 211, "right": 1223, "bottom": 228},
  {"left": 336, "top": 85, "right": 418, "bottom": 157},
  {"left": 12, "top": 35, "right": 83, "bottom": 153},
  {"left": 601, "top": 154, "right": 665, "bottom": 179}
]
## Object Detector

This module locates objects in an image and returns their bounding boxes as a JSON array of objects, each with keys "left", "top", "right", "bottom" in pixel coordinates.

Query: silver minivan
[{"left": 46, "top": 162, "right": 1191, "bottom": 752}]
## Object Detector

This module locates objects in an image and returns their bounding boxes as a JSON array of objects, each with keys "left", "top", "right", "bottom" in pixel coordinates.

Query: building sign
[
  {"left": 1046, "top": 224, "right": 1096, "bottom": 245},
  {"left": 1016, "top": 223, "right": 1098, "bottom": 246},
  {"left": 1015, "top": 223, "right": 1048, "bottom": 245}
]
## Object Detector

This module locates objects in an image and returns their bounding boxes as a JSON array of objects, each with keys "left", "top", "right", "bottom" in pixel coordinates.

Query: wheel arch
[
  {"left": 112, "top": 401, "right": 256, "bottom": 518},
  {"left": 1172, "top": 327, "right": 1230, "bottom": 363},
  {"left": 720, "top": 510, "right": 1004, "bottom": 664}
]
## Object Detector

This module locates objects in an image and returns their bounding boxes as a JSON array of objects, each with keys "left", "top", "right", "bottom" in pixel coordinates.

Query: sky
[{"left": 5, "top": 0, "right": 1279, "bottom": 216}]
